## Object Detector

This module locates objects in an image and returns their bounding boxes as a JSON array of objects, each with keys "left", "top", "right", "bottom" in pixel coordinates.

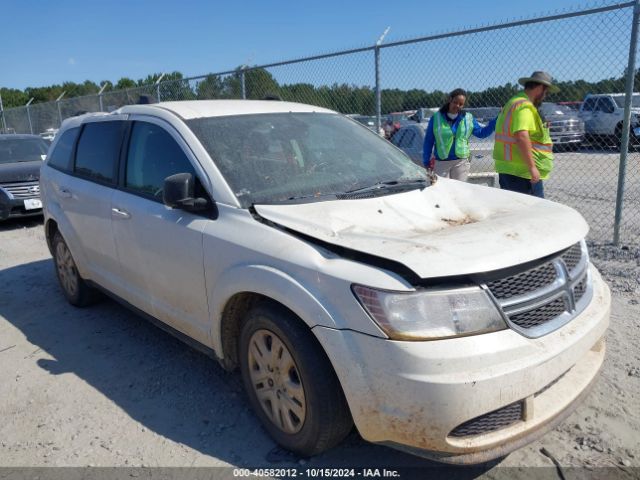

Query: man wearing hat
[{"left": 493, "top": 71, "right": 559, "bottom": 198}]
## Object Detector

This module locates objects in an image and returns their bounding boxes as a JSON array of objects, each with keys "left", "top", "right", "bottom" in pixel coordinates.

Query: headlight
[{"left": 352, "top": 285, "right": 507, "bottom": 341}]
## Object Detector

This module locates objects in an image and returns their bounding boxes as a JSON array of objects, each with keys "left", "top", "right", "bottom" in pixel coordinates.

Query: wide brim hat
[{"left": 518, "top": 71, "right": 560, "bottom": 93}]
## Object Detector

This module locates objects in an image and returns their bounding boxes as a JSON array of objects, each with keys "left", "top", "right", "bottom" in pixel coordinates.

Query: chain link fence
[{"left": 1, "top": 1, "right": 638, "bottom": 244}]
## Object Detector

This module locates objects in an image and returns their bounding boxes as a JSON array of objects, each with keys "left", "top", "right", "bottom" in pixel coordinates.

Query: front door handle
[
  {"left": 58, "top": 187, "right": 72, "bottom": 199},
  {"left": 111, "top": 207, "right": 131, "bottom": 219}
]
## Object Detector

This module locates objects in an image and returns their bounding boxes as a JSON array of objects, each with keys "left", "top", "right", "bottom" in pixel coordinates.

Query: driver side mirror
[{"left": 163, "top": 172, "right": 209, "bottom": 211}]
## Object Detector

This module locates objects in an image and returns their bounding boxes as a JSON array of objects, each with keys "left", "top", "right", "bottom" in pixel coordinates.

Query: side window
[
  {"left": 125, "top": 121, "right": 196, "bottom": 200},
  {"left": 602, "top": 98, "right": 615, "bottom": 113},
  {"left": 582, "top": 98, "right": 596, "bottom": 111},
  {"left": 75, "top": 121, "right": 126, "bottom": 184},
  {"left": 47, "top": 127, "right": 79, "bottom": 171}
]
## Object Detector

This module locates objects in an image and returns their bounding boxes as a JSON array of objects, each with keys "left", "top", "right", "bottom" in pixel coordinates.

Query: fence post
[
  {"left": 26, "top": 97, "right": 34, "bottom": 134},
  {"left": 375, "top": 27, "right": 390, "bottom": 134},
  {"left": 613, "top": 0, "right": 640, "bottom": 245},
  {"left": 0, "top": 93, "right": 6, "bottom": 134},
  {"left": 56, "top": 91, "right": 66, "bottom": 127},
  {"left": 155, "top": 73, "right": 166, "bottom": 102},
  {"left": 98, "top": 82, "right": 109, "bottom": 112},
  {"left": 241, "top": 68, "right": 246, "bottom": 100}
]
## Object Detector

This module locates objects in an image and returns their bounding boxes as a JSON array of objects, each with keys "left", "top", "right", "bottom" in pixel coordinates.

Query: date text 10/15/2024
[{"left": 233, "top": 468, "right": 401, "bottom": 478}]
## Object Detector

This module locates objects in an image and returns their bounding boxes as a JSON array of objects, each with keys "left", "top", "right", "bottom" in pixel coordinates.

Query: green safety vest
[
  {"left": 433, "top": 111, "right": 474, "bottom": 159},
  {"left": 493, "top": 93, "right": 554, "bottom": 180}
]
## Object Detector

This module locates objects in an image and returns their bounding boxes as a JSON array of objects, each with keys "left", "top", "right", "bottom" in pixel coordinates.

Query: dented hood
[{"left": 254, "top": 178, "right": 589, "bottom": 279}]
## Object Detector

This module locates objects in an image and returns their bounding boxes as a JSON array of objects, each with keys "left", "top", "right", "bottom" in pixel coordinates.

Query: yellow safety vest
[{"left": 493, "top": 94, "right": 554, "bottom": 180}]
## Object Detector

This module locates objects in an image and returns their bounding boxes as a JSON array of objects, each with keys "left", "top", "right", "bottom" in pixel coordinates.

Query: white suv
[
  {"left": 40, "top": 100, "right": 610, "bottom": 464},
  {"left": 579, "top": 93, "right": 640, "bottom": 149}
]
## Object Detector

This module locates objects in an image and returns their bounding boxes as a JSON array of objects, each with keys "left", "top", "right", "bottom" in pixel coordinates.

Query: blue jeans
[{"left": 499, "top": 173, "right": 545, "bottom": 198}]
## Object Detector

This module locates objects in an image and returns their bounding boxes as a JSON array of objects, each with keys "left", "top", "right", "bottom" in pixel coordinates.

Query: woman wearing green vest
[{"left": 422, "top": 88, "right": 497, "bottom": 181}]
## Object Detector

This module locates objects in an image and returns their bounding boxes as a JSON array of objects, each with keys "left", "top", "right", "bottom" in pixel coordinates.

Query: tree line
[{"left": 1, "top": 67, "right": 637, "bottom": 115}]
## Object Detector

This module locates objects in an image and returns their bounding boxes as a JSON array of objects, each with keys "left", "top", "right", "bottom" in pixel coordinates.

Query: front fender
[{"left": 208, "top": 264, "right": 340, "bottom": 355}]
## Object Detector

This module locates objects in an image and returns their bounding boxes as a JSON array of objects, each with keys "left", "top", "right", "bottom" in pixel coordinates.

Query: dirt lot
[{"left": 0, "top": 182, "right": 639, "bottom": 478}]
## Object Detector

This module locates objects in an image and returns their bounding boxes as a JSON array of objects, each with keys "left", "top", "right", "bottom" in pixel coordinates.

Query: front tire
[
  {"left": 52, "top": 231, "right": 99, "bottom": 307},
  {"left": 239, "top": 302, "right": 352, "bottom": 456}
]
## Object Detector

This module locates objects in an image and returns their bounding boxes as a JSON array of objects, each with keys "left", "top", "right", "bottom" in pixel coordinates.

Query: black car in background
[{"left": 0, "top": 134, "right": 49, "bottom": 220}]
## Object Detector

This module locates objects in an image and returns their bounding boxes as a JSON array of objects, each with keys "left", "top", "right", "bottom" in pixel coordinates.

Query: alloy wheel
[
  {"left": 247, "top": 328, "right": 306, "bottom": 434},
  {"left": 55, "top": 240, "right": 79, "bottom": 298}
]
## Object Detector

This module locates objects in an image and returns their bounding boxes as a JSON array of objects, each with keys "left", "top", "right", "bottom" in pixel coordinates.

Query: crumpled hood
[{"left": 255, "top": 178, "right": 589, "bottom": 279}]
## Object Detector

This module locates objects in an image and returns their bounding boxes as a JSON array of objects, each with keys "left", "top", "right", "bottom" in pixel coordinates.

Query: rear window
[
  {"left": 47, "top": 128, "right": 80, "bottom": 172},
  {"left": 74, "top": 121, "right": 126, "bottom": 184}
]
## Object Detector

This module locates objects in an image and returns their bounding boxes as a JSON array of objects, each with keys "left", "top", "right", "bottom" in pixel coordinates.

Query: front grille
[
  {"left": 574, "top": 276, "right": 588, "bottom": 303},
  {"left": 548, "top": 120, "right": 582, "bottom": 133},
  {"left": 485, "top": 241, "right": 592, "bottom": 338},
  {"left": 449, "top": 402, "right": 523, "bottom": 438},
  {"left": 487, "top": 262, "right": 557, "bottom": 300},
  {"left": 510, "top": 297, "right": 567, "bottom": 329},
  {"left": 0, "top": 181, "right": 40, "bottom": 199},
  {"left": 561, "top": 243, "right": 582, "bottom": 273}
]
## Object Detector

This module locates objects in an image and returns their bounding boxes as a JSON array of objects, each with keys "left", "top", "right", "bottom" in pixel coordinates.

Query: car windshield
[
  {"left": 0, "top": 137, "right": 49, "bottom": 164},
  {"left": 187, "top": 112, "right": 428, "bottom": 207},
  {"left": 613, "top": 94, "right": 640, "bottom": 108}
]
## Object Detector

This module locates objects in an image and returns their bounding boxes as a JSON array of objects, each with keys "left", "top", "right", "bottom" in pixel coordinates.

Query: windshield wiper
[{"left": 344, "top": 178, "right": 428, "bottom": 195}]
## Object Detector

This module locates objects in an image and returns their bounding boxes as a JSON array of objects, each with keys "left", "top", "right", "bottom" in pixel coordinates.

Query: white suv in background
[
  {"left": 40, "top": 100, "right": 610, "bottom": 464},
  {"left": 579, "top": 93, "right": 640, "bottom": 149}
]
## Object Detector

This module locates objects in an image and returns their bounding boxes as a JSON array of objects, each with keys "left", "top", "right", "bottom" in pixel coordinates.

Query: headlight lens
[{"left": 352, "top": 285, "right": 507, "bottom": 340}]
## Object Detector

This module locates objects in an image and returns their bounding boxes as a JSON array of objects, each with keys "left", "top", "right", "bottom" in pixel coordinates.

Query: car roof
[
  {"left": 117, "top": 100, "right": 337, "bottom": 120},
  {"left": 586, "top": 93, "right": 635, "bottom": 97}
]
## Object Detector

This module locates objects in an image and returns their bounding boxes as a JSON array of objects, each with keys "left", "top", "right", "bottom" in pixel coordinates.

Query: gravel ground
[{"left": 0, "top": 174, "right": 639, "bottom": 479}]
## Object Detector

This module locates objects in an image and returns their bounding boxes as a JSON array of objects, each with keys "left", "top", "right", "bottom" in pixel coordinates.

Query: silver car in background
[{"left": 539, "top": 102, "right": 585, "bottom": 150}]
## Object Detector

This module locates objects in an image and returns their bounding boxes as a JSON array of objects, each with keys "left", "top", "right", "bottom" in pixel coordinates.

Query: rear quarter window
[
  {"left": 47, "top": 127, "right": 80, "bottom": 172},
  {"left": 74, "top": 121, "right": 126, "bottom": 184}
]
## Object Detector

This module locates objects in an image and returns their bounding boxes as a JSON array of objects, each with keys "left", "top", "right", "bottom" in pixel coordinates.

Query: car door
[
  {"left": 401, "top": 127, "right": 422, "bottom": 165},
  {"left": 110, "top": 118, "right": 212, "bottom": 345},
  {"left": 591, "top": 98, "right": 611, "bottom": 135},
  {"left": 596, "top": 97, "right": 616, "bottom": 135},
  {"left": 56, "top": 119, "right": 127, "bottom": 296}
]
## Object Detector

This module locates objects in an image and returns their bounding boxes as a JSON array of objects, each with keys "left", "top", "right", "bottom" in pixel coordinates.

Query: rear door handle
[
  {"left": 111, "top": 207, "right": 131, "bottom": 219},
  {"left": 58, "top": 187, "right": 72, "bottom": 199}
]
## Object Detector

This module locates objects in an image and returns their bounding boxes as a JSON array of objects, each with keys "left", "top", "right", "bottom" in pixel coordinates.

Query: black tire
[
  {"left": 239, "top": 302, "right": 353, "bottom": 456},
  {"left": 52, "top": 231, "right": 100, "bottom": 307},
  {"left": 615, "top": 123, "right": 640, "bottom": 152}
]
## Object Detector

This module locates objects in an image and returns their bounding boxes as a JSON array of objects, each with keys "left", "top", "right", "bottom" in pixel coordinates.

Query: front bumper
[
  {"left": 551, "top": 133, "right": 584, "bottom": 145},
  {"left": 313, "top": 265, "right": 610, "bottom": 464},
  {"left": 0, "top": 192, "right": 42, "bottom": 220}
]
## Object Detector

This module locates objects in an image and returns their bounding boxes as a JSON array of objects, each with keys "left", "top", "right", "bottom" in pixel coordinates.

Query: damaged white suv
[{"left": 40, "top": 100, "right": 610, "bottom": 464}]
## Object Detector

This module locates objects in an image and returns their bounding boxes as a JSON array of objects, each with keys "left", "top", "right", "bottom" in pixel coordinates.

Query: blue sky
[{"left": 0, "top": 0, "right": 634, "bottom": 91}]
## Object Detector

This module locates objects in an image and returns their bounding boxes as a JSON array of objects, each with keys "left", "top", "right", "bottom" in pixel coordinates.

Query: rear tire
[
  {"left": 52, "top": 231, "right": 99, "bottom": 307},
  {"left": 239, "top": 302, "right": 353, "bottom": 457}
]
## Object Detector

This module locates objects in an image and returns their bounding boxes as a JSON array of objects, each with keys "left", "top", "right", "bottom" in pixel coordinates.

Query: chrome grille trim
[
  {"left": 0, "top": 181, "right": 40, "bottom": 199},
  {"left": 485, "top": 240, "right": 593, "bottom": 338}
]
